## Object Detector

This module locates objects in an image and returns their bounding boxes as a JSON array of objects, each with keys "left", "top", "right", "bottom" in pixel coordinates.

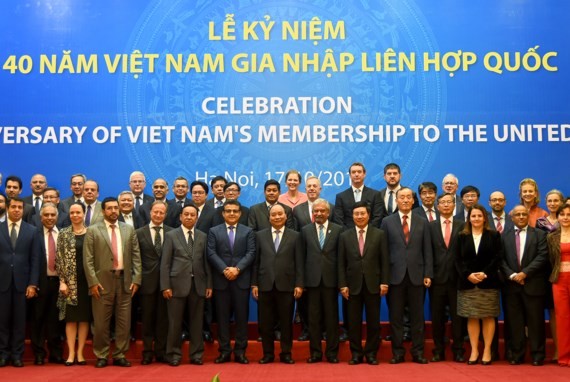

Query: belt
[{"left": 110, "top": 269, "right": 124, "bottom": 276}]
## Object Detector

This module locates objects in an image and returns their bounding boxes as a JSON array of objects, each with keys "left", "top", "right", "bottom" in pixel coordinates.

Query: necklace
[{"left": 73, "top": 226, "right": 86, "bottom": 235}]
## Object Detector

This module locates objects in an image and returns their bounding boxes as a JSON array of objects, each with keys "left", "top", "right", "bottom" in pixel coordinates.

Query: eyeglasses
[
  {"left": 490, "top": 198, "right": 505, "bottom": 203},
  {"left": 438, "top": 200, "right": 454, "bottom": 205},
  {"left": 225, "top": 188, "right": 239, "bottom": 193}
]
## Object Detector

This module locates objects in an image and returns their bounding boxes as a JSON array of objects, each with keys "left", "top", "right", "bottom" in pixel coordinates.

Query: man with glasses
[
  {"left": 129, "top": 171, "right": 153, "bottom": 213},
  {"left": 165, "top": 177, "right": 192, "bottom": 228},
  {"left": 441, "top": 173, "right": 462, "bottom": 216},
  {"left": 206, "top": 176, "right": 228, "bottom": 209},
  {"left": 488, "top": 191, "right": 514, "bottom": 234},
  {"left": 61, "top": 174, "right": 86, "bottom": 213},
  {"left": 455, "top": 185, "right": 482, "bottom": 222},
  {"left": 413, "top": 182, "right": 439, "bottom": 222}
]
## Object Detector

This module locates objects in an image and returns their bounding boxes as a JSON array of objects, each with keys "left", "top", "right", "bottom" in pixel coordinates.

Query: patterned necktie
[
  {"left": 515, "top": 229, "right": 522, "bottom": 269},
  {"left": 228, "top": 226, "right": 235, "bottom": 250},
  {"left": 402, "top": 215, "right": 410, "bottom": 244},
  {"left": 428, "top": 209, "right": 434, "bottom": 222},
  {"left": 136, "top": 196, "right": 142, "bottom": 211},
  {"left": 187, "top": 230, "right": 194, "bottom": 254},
  {"left": 35, "top": 196, "right": 41, "bottom": 214},
  {"left": 318, "top": 225, "right": 325, "bottom": 249},
  {"left": 48, "top": 228, "right": 56, "bottom": 272},
  {"left": 444, "top": 219, "right": 451, "bottom": 248},
  {"left": 495, "top": 217, "right": 503, "bottom": 234},
  {"left": 10, "top": 223, "right": 17, "bottom": 248},
  {"left": 358, "top": 229, "right": 365, "bottom": 256},
  {"left": 110, "top": 224, "right": 118, "bottom": 269},
  {"left": 354, "top": 189, "right": 361, "bottom": 202},
  {"left": 274, "top": 230, "right": 281, "bottom": 252},
  {"left": 153, "top": 226, "right": 162, "bottom": 253},
  {"left": 216, "top": 200, "right": 223, "bottom": 208},
  {"left": 85, "top": 204, "right": 92, "bottom": 227},
  {"left": 387, "top": 191, "right": 394, "bottom": 214}
]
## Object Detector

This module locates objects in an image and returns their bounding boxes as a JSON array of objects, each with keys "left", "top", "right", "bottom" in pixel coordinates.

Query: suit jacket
[
  {"left": 456, "top": 230, "right": 503, "bottom": 290},
  {"left": 206, "top": 197, "right": 225, "bottom": 209},
  {"left": 302, "top": 222, "right": 342, "bottom": 288},
  {"left": 30, "top": 208, "right": 70, "bottom": 229},
  {"left": 195, "top": 204, "right": 216, "bottom": 234},
  {"left": 160, "top": 227, "right": 212, "bottom": 297},
  {"left": 118, "top": 210, "right": 144, "bottom": 229},
  {"left": 455, "top": 205, "right": 489, "bottom": 223},
  {"left": 207, "top": 223, "right": 256, "bottom": 290},
  {"left": 380, "top": 212, "right": 433, "bottom": 286},
  {"left": 412, "top": 206, "right": 440, "bottom": 222},
  {"left": 137, "top": 224, "right": 173, "bottom": 295},
  {"left": 139, "top": 199, "right": 175, "bottom": 226},
  {"left": 500, "top": 226, "right": 548, "bottom": 296},
  {"left": 134, "top": 194, "right": 154, "bottom": 208},
  {"left": 338, "top": 225, "right": 390, "bottom": 294},
  {"left": 164, "top": 198, "right": 192, "bottom": 228},
  {"left": 429, "top": 218, "right": 464, "bottom": 285},
  {"left": 247, "top": 202, "right": 295, "bottom": 232},
  {"left": 488, "top": 212, "right": 514, "bottom": 234},
  {"left": 83, "top": 221, "right": 142, "bottom": 294},
  {"left": 60, "top": 196, "right": 82, "bottom": 214},
  {"left": 252, "top": 227, "right": 303, "bottom": 292},
  {"left": 0, "top": 220, "right": 40, "bottom": 292},
  {"left": 333, "top": 185, "right": 386, "bottom": 229},
  {"left": 379, "top": 187, "right": 420, "bottom": 215},
  {"left": 211, "top": 205, "right": 250, "bottom": 227},
  {"left": 293, "top": 201, "right": 335, "bottom": 231}
]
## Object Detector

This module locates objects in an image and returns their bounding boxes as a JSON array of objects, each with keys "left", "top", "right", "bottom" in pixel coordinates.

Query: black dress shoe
[
  {"left": 454, "top": 354, "right": 465, "bottom": 363},
  {"left": 141, "top": 357, "right": 152, "bottom": 365},
  {"left": 258, "top": 356, "right": 274, "bottom": 364},
  {"left": 169, "top": 359, "right": 180, "bottom": 367},
  {"left": 12, "top": 359, "right": 24, "bottom": 367},
  {"left": 214, "top": 354, "right": 231, "bottom": 364},
  {"left": 48, "top": 356, "right": 64, "bottom": 364},
  {"left": 327, "top": 357, "right": 339, "bottom": 364},
  {"left": 348, "top": 357, "right": 363, "bottom": 365},
  {"left": 509, "top": 360, "right": 521, "bottom": 365},
  {"left": 532, "top": 360, "right": 544, "bottom": 366},
  {"left": 431, "top": 354, "right": 444, "bottom": 362},
  {"left": 95, "top": 358, "right": 108, "bottom": 368},
  {"left": 367, "top": 357, "right": 379, "bottom": 365},
  {"left": 234, "top": 355, "right": 249, "bottom": 364},
  {"left": 0, "top": 359, "right": 7, "bottom": 367},
  {"left": 113, "top": 358, "right": 131, "bottom": 367},
  {"left": 339, "top": 332, "right": 349, "bottom": 342},
  {"left": 389, "top": 356, "right": 405, "bottom": 364},
  {"left": 190, "top": 358, "right": 203, "bottom": 365},
  {"left": 307, "top": 356, "right": 322, "bottom": 363},
  {"left": 297, "top": 332, "right": 310, "bottom": 341},
  {"left": 34, "top": 356, "right": 44, "bottom": 365},
  {"left": 412, "top": 356, "right": 428, "bottom": 364},
  {"left": 203, "top": 331, "right": 214, "bottom": 343},
  {"left": 280, "top": 356, "right": 295, "bottom": 364}
]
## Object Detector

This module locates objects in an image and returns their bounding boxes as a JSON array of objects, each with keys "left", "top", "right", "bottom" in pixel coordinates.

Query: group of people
[{"left": 0, "top": 163, "right": 569, "bottom": 369}]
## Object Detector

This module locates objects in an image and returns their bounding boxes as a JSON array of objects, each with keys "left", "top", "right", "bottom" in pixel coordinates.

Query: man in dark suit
[
  {"left": 0, "top": 196, "right": 40, "bottom": 367},
  {"left": 117, "top": 191, "right": 144, "bottom": 229},
  {"left": 165, "top": 177, "right": 192, "bottom": 228},
  {"left": 333, "top": 162, "right": 385, "bottom": 229},
  {"left": 501, "top": 205, "right": 548, "bottom": 366},
  {"left": 161, "top": 204, "right": 212, "bottom": 366},
  {"left": 428, "top": 193, "right": 465, "bottom": 362},
  {"left": 413, "top": 182, "right": 439, "bottom": 222},
  {"left": 252, "top": 204, "right": 303, "bottom": 364},
  {"left": 302, "top": 198, "right": 343, "bottom": 364},
  {"left": 248, "top": 179, "right": 295, "bottom": 232},
  {"left": 129, "top": 171, "right": 153, "bottom": 212},
  {"left": 191, "top": 180, "right": 216, "bottom": 235},
  {"left": 60, "top": 174, "right": 86, "bottom": 213},
  {"left": 211, "top": 182, "right": 249, "bottom": 226},
  {"left": 83, "top": 197, "right": 142, "bottom": 368},
  {"left": 378, "top": 163, "right": 419, "bottom": 216},
  {"left": 381, "top": 187, "right": 433, "bottom": 364},
  {"left": 488, "top": 191, "right": 514, "bottom": 234},
  {"left": 4, "top": 176, "right": 35, "bottom": 223},
  {"left": 30, "top": 188, "right": 70, "bottom": 229},
  {"left": 139, "top": 178, "right": 173, "bottom": 225},
  {"left": 207, "top": 200, "right": 255, "bottom": 364},
  {"left": 23, "top": 174, "right": 48, "bottom": 215},
  {"left": 136, "top": 200, "right": 172, "bottom": 365},
  {"left": 0, "top": 193, "right": 6, "bottom": 223},
  {"left": 30, "top": 203, "right": 64, "bottom": 365},
  {"left": 206, "top": 175, "right": 227, "bottom": 209},
  {"left": 455, "top": 185, "right": 480, "bottom": 222},
  {"left": 338, "top": 201, "right": 390, "bottom": 365}
]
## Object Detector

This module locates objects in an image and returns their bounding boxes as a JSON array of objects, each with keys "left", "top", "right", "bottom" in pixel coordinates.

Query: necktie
[
  {"left": 178, "top": 200, "right": 184, "bottom": 208},
  {"left": 110, "top": 224, "right": 118, "bottom": 269},
  {"left": 402, "top": 215, "right": 410, "bottom": 244},
  {"left": 354, "top": 189, "right": 361, "bottom": 202},
  {"left": 495, "top": 217, "right": 503, "bottom": 234},
  {"left": 387, "top": 191, "right": 394, "bottom": 214},
  {"left": 358, "top": 229, "right": 365, "bottom": 256},
  {"left": 515, "top": 229, "right": 522, "bottom": 269},
  {"left": 10, "top": 223, "right": 18, "bottom": 248},
  {"left": 228, "top": 226, "right": 235, "bottom": 250},
  {"left": 85, "top": 204, "right": 92, "bottom": 226},
  {"left": 136, "top": 196, "right": 142, "bottom": 210},
  {"left": 216, "top": 200, "right": 223, "bottom": 208},
  {"left": 428, "top": 209, "right": 434, "bottom": 222},
  {"left": 35, "top": 196, "right": 41, "bottom": 214},
  {"left": 318, "top": 225, "right": 325, "bottom": 249},
  {"left": 48, "top": 228, "right": 56, "bottom": 272},
  {"left": 444, "top": 219, "right": 451, "bottom": 248},
  {"left": 153, "top": 226, "right": 162, "bottom": 254},
  {"left": 187, "top": 230, "right": 194, "bottom": 254},
  {"left": 274, "top": 230, "right": 281, "bottom": 252}
]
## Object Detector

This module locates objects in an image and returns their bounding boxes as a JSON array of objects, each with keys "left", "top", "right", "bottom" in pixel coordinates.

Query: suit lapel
[
  {"left": 97, "top": 224, "right": 113, "bottom": 253},
  {"left": 175, "top": 228, "right": 190, "bottom": 257}
]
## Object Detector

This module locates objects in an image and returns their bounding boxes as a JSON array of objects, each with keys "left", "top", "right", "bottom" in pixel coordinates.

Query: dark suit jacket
[
  {"left": 338, "top": 225, "right": 390, "bottom": 294},
  {"left": 488, "top": 212, "right": 514, "bottom": 234},
  {"left": 134, "top": 194, "right": 154, "bottom": 208},
  {"left": 160, "top": 227, "right": 212, "bottom": 297},
  {"left": 0, "top": 220, "right": 40, "bottom": 292},
  {"left": 118, "top": 210, "right": 144, "bottom": 229},
  {"left": 139, "top": 199, "right": 174, "bottom": 226},
  {"left": 412, "top": 206, "right": 440, "bottom": 222},
  {"left": 252, "top": 227, "right": 303, "bottom": 292},
  {"left": 206, "top": 197, "right": 225, "bottom": 209},
  {"left": 333, "top": 185, "right": 385, "bottom": 229},
  {"left": 83, "top": 221, "right": 142, "bottom": 293},
  {"left": 293, "top": 201, "right": 335, "bottom": 231},
  {"left": 500, "top": 226, "right": 548, "bottom": 296},
  {"left": 207, "top": 223, "right": 256, "bottom": 290},
  {"left": 195, "top": 204, "right": 216, "bottom": 234},
  {"left": 247, "top": 202, "right": 295, "bottom": 232},
  {"left": 379, "top": 187, "right": 420, "bottom": 215},
  {"left": 456, "top": 230, "right": 503, "bottom": 290},
  {"left": 137, "top": 224, "right": 173, "bottom": 295},
  {"left": 60, "top": 196, "right": 82, "bottom": 214},
  {"left": 301, "top": 222, "right": 342, "bottom": 288},
  {"left": 380, "top": 212, "right": 433, "bottom": 286},
  {"left": 429, "top": 218, "right": 464, "bottom": 285},
  {"left": 164, "top": 198, "right": 192, "bottom": 228}
]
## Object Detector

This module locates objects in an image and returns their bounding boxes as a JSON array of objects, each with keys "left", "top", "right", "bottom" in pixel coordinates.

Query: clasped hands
[{"left": 468, "top": 272, "right": 487, "bottom": 284}]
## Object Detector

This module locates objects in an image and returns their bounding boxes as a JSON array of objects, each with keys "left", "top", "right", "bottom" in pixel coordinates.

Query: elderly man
[
  {"left": 118, "top": 191, "right": 144, "bottom": 229},
  {"left": 129, "top": 171, "right": 153, "bottom": 212}
]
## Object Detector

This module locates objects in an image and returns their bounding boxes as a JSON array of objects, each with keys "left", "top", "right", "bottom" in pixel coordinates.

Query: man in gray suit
[
  {"left": 381, "top": 187, "right": 433, "bottom": 364},
  {"left": 161, "top": 204, "right": 212, "bottom": 366},
  {"left": 83, "top": 197, "right": 142, "bottom": 368},
  {"left": 83, "top": 180, "right": 103, "bottom": 227}
]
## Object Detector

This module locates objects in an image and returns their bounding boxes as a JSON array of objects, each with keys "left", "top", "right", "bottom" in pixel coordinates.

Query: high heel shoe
[
  {"left": 77, "top": 359, "right": 87, "bottom": 366},
  {"left": 64, "top": 359, "right": 75, "bottom": 366},
  {"left": 481, "top": 360, "right": 492, "bottom": 365},
  {"left": 467, "top": 358, "right": 479, "bottom": 365}
]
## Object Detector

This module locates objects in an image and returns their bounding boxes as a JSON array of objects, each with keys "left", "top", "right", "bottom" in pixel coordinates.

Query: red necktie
[
  {"left": 444, "top": 219, "right": 451, "bottom": 248},
  {"left": 358, "top": 229, "right": 365, "bottom": 256},
  {"left": 48, "top": 229, "right": 56, "bottom": 272},
  {"left": 402, "top": 215, "right": 410, "bottom": 244},
  {"left": 495, "top": 217, "right": 503, "bottom": 234},
  {"left": 110, "top": 224, "right": 119, "bottom": 269},
  {"left": 428, "top": 209, "right": 434, "bottom": 222}
]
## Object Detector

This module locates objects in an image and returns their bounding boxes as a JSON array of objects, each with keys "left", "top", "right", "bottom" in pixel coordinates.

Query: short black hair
[
  {"left": 383, "top": 163, "right": 401, "bottom": 174},
  {"left": 5, "top": 175, "right": 22, "bottom": 189},
  {"left": 418, "top": 182, "right": 437, "bottom": 194},
  {"left": 352, "top": 201, "right": 371, "bottom": 214},
  {"left": 460, "top": 185, "right": 480, "bottom": 198},
  {"left": 190, "top": 180, "right": 209, "bottom": 194},
  {"left": 264, "top": 179, "right": 281, "bottom": 192},
  {"left": 210, "top": 176, "right": 227, "bottom": 188},
  {"left": 224, "top": 181, "right": 241, "bottom": 192},
  {"left": 101, "top": 196, "right": 118, "bottom": 210}
]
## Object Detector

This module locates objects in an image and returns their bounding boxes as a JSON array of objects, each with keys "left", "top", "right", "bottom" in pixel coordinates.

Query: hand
[
  {"left": 162, "top": 289, "right": 173, "bottom": 300},
  {"left": 26, "top": 286, "right": 37, "bottom": 299},
  {"left": 512, "top": 272, "right": 527, "bottom": 284},
  {"left": 380, "top": 284, "right": 389, "bottom": 296},
  {"left": 224, "top": 267, "right": 239, "bottom": 281},
  {"left": 294, "top": 287, "right": 303, "bottom": 299},
  {"left": 205, "top": 289, "right": 213, "bottom": 299},
  {"left": 90, "top": 284, "right": 103, "bottom": 300},
  {"left": 251, "top": 286, "right": 258, "bottom": 300},
  {"left": 59, "top": 282, "right": 69, "bottom": 296},
  {"left": 340, "top": 287, "right": 349, "bottom": 300},
  {"left": 423, "top": 278, "right": 432, "bottom": 288},
  {"left": 129, "top": 283, "right": 139, "bottom": 297}
]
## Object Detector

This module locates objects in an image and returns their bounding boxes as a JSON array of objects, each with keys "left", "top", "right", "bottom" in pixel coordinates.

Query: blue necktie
[
  {"left": 228, "top": 226, "right": 235, "bottom": 250},
  {"left": 274, "top": 230, "right": 281, "bottom": 252},
  {"left": 318, "top": 225, "right": 325, "bottom": 249}
]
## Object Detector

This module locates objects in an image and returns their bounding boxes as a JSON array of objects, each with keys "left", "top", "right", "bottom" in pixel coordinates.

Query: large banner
[{"left": 1, "top": 0, "right": 568, "bottom": 207}]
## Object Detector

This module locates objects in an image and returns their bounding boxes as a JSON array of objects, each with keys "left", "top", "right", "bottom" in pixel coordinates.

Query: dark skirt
[
  {"left": 65, "top": 234, "right": 92, "bottom": 322},
  {"left": 457, "top": 287, "right": 500, "bottom": 318}
]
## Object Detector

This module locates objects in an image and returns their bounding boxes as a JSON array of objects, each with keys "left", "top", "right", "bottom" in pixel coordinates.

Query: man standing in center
[
  {"left": 381, "top": 187, "right": 433, "bottom": 364},
  {"left": 83, "top": 197, "right": 142, "bottom": 368}
]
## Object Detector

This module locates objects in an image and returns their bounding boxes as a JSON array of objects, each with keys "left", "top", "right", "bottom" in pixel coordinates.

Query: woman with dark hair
[
  {"left": 456, "top": 204, "right": 503, "bottom": 365},
  {"left": 278, "top": 169, "right": 307, "bottom": 209},
  {"left": 56, "top": 202, "right": 91, "bottom": 366},
  {"left": 547, "top": 204, "right": 570, "bottom": 367},
  {"left": 519, "top": 178, "right": 548, "bottom": 227}
]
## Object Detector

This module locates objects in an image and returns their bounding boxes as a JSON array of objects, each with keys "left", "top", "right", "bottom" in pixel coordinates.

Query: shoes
[
  {"left": 412, "top": 356, "right": 428, "bottom": 364},
  {"left": 348, "top": 357, "right": 363, "bottom": 365},
  {"left": 95, "top": 358, "right": 108, "bottom": 368},
  {"left": 297, "top": 332, "right": 309, "bottom": 341},
  {"left": 113, "top": 358, "right": 131, "bottom": 367},
  {"left": 203, "top": 331, "right": 214, "bottom": 343},
  {"left": 431, "top": 354, "right": 444, "bottom": 362},
  {"left": 48, "top": 356, "right": 64, "bottom": 364},
  {"left": 367, "top": 356, "right": 379, "bottom": 365},
  {"left": 169, "top": 359, "right": 180, "bottom": 367},
  {"left": 389, "top": 356, "right": 405, "bottom": 364},
  {"left": 453, "top": 354, "right": 465, "bottom": 363},
  {"left": 141, "top": 356, "right": 152, "bottom": 365},
  {"left": 77, "top": 360, "right": 87, "bottom": 366},
  {"left": 190, "top": 358, "right": 203, "bottom": 365},
  {"left": 339, "top": 332, "right": 349, "bottom": 342},
  {"left": 280, "top": 355, "right": 295, "bottom": 364},
  {"left": 0, "top": 359, "right": 7, "bottom": 367},
  {"left": 327, "top": 357, "right": 339, "bottom": 364},
  {"left": 65, "top": 360, "right": 75, "bottom": 366},
  {"left": 214, "top": 354, "right": 231, "bottom": 364},
  {"left": 509, "top": 360, "right": 521, "bottom": 365},
  {"left": 258, "top": 356, "right": 274, "bottom": 364},
  {"left": 234, "top": 354, "right": 249, "bottom": 364},
  {"left": 34, "top": 356, "right": 44, "bottom": 365},
  {"left": 532, "top": 360, "right": 544, "bottom": 366},
  {"left": 307, "top": 356, "right": 322, "bottom": 363},
  {"left": 12, "top": 359, "right": 24, "bottom": 367}
]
